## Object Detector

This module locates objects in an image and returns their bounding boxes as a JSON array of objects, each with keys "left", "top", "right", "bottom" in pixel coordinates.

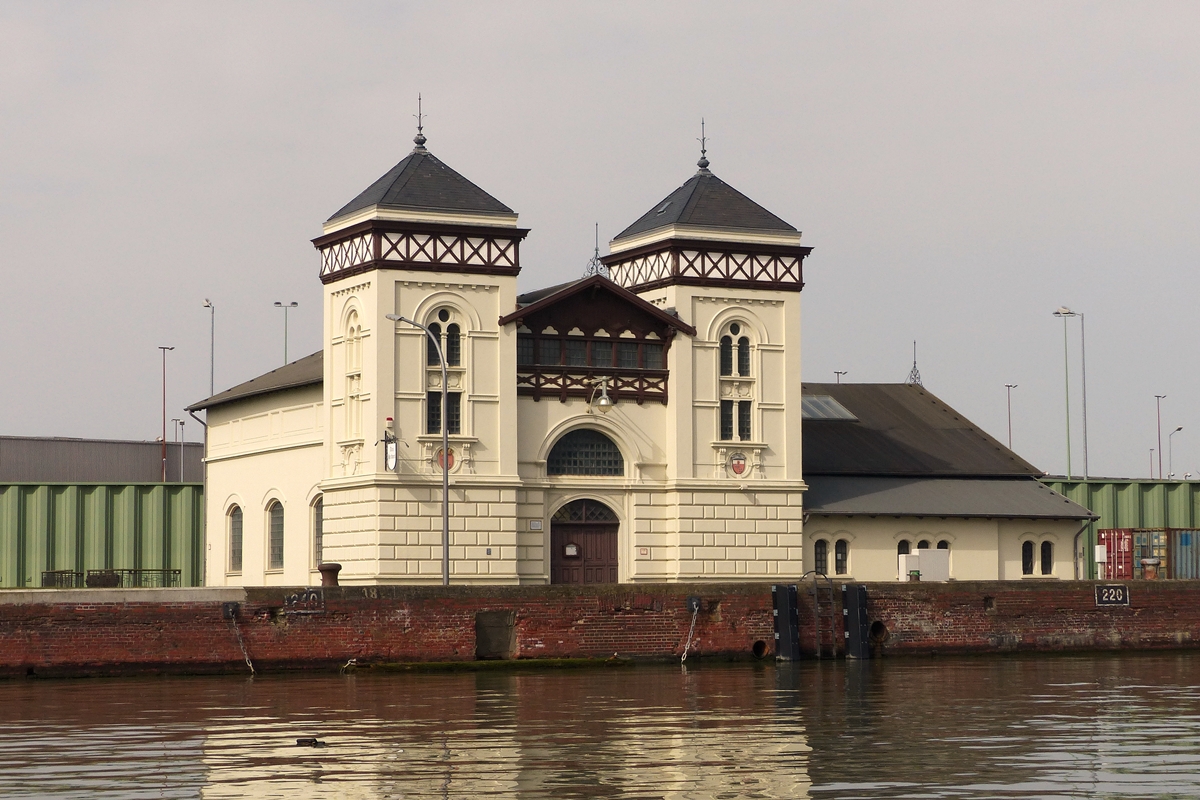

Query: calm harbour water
[{"left": 1, "top": 654, "right": 1199, "bottom": 798}]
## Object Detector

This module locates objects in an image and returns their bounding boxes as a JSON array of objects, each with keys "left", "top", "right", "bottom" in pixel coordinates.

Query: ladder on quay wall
[{"left": 808, "top": 572, "right": 837, "bottom": 659}]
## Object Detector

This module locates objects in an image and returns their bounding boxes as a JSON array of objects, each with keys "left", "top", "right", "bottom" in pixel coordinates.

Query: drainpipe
[{"left": 1072, "top": 519, "right": 1095, "bottom": 580}]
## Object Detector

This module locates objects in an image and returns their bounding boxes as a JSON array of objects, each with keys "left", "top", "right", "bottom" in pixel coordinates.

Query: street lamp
[
  {"left": 274, "top": 301, "right": 298, "bottom": 364},
  {"left": 158, "top": 346, "right": 175, "bottom": 482},
  {"left": 1004, "top": 383, "right": 1018, "bottom": 450},
  {"left": 1170, "top": 426, "right": 1183, "bottom": 479},
  {"left": 171, "top": 418, "right": 181, "bottom": 480},
  {"left": 1052, "top": 308, "right": 1073, "bottom": 479},
  {"left": 178, "top": 419, "right": 186, "bottom": 481},
  {"left": 1155, "top": 395, "right": 1167, "bottom": 479},
  {"left": 387, "top": 313, "right": 450, "bottom": 587},
  {"left": 202, "top": 299, "right": 215, "bottom": 396},
  {"left": 834, "top": 371, "right": 847, "bottom": 384}
]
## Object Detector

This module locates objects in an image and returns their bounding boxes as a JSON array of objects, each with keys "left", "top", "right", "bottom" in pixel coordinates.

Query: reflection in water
[{"left": 1, "top": 655, "right": 1200, "bottom": 797}]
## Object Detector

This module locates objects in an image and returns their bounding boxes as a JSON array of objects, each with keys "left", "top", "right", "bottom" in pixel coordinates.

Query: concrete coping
[{"left": 0, "top": 587, "right": 248, "bottom": 605}]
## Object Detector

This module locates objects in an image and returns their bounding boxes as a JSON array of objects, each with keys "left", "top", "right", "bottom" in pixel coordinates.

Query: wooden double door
[{"left": 550, "top": 499, "right": 619, "bottom": 584}]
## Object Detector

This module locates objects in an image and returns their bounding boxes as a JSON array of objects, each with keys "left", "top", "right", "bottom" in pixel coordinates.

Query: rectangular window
[
  {"left": 720, "top": 400, "right": 734, "bottom": 441},
  {"left": 536, "top": 339, "right": 562, "bottom": 365},
  {"left": 643, "top": 343, "right": 664, "bottom": 370},
  {"left": 565, "top": 339, "right": 588, "bottom": 367},
  {"left": 517, "top": 336, "right": 534, "bottom": 366},
  {"left": 618, "top": 342, "right": 639, "bottom": 369},
  {"left": 591, "top": 341, "right": 613, "bottom": 367},
  {"left": 738, "top": 400, "right": 752, "bottom": 441},
  {"left": 426, "top": 391, "right": 462, "bottom": 435}
]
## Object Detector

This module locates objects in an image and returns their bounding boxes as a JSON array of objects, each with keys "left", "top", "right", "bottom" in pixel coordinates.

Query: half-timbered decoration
[{"left": 498, "top": 274, "right": 696, "bottom": 405}]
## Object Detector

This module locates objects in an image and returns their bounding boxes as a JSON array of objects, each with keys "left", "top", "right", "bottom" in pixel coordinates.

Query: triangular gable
[{"left": 499, "top": 274, "right": 696, "bottom": 337}]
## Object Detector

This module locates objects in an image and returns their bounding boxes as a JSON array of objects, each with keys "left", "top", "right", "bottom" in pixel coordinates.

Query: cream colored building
[{"left": 189, "top": 132, "right": 1091, "bottom": 587}]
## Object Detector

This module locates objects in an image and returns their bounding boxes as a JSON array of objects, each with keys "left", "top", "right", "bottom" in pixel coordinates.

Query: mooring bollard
[
  {"left": 1142, "top": 557, "right": 1161, "bottom": 581},
  {"left": 318, "top": 563, "right": 342, "bottom": 587}
]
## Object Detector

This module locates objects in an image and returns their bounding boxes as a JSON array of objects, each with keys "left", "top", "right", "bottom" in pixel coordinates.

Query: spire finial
[
  {"left": 696, "top": 118, "right": 710, "bottom": 174},
  {"left": 585, "top": 222, "right": 609, "bottom": 278},
  {"left": 906, "top": 340, "right": 924, "bottom": 386},
  {"left": 413, "top": 94, "right": 428, "bottom": 152}
]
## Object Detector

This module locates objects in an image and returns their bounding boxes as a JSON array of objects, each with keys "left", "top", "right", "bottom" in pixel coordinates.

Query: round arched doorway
[{"left": 550, "top": 499, "right": 619, "bottom": 584}]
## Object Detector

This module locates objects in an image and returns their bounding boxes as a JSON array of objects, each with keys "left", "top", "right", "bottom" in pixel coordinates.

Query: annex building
[{"left": 189, "top": 130, "right": 1092, "bottom": 587}]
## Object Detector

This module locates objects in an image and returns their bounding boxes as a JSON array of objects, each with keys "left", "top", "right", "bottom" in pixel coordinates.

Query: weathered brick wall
[
  {"left": 860, "top": 580, "right": 1200, "bottom": 655},
  {"left": 0, "top": 584, "right": 774, "bottom": 677},
  {"left": 3, "top": 580, "right": 1200, "bottom": 677}
]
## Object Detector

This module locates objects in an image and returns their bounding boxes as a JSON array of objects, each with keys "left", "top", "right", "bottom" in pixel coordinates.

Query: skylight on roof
[
  {"left": 655, "top": 201, "right": 672, "bottom": 215},
  {"left": 802, "top": 395, "right": 857, "bottom": 421}
]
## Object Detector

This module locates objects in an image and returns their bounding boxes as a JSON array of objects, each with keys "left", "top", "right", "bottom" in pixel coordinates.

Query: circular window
[
  {"left": 729, "top": 323, "right": 741, "bottom": 335},
  {"left": 438, "top": 308, "right": 450, "bottom": 322}
]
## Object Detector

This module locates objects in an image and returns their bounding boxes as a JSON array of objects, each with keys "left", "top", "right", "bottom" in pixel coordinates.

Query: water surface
[{"left": 1, "top": 653, "right": 1198, "bottom": 798}]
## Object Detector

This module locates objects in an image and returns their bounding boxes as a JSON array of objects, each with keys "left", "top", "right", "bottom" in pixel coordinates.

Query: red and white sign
[
  {"left": 730, "top": 453, "right": 747, "bottom": 475},
  {"left": 437, "top": 448, "right": 455, "bottom": 470}
]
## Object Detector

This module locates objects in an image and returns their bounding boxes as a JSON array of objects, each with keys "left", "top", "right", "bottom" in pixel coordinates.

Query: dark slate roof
[
  {"left": 804, "top": 476, "right": 1094, "bottom": 519},
  {"left": 800, "top": 383, "right": 1040, "bottom": 477},
  {"left": 187, "top": 351, "right": 323, "bottom": 412},
  {"left": 327, "top": 149, "right": 513, "bottom": 222},
  {"left": 613, "top": 170, "right": 797, "bottom": 242},
  {"left": 500, "top": 274, "right": 697, "bottom": 336}
]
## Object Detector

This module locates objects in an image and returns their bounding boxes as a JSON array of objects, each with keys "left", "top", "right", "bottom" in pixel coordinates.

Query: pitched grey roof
[
  {"left": 804, "top": 476, "right": 1095, "bottom": 520},
  {"left": 327, "top": 149, "right": 513, "bottom": 222},
  {"left": 187, "top": 351, "right": 323, "bottom": 412},
  {"left": 801, "top": 383, "right": 1040, "bottom": 477},
  {"left": 613, "top": 170, "right": 797, "bottom": 242}
]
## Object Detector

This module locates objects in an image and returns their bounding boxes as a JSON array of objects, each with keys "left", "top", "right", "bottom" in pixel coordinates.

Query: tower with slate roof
[{"left": 310, "top": 125, "right": 528, "bottom": 584}]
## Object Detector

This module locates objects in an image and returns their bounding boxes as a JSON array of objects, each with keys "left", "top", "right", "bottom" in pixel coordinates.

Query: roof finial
[
  {"left": 413, "top": 93, "right": 428, "bottom": 152},
  {"left": 906, "top": 340, "right": 924, "bottom": 387},
  {"left": 585, "top": 222, "right": 609, "bottom": 278},
  {"left": 696, "top": 118, "right": 711, "bottom": 174}
]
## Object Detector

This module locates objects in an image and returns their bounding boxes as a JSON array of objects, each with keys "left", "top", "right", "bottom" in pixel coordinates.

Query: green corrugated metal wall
[
  {"left": 1042, "top": 479, "right": 1200, "bottom": 579},
  {"left": 0, "top": 484, "right": 204, "bottom": 588}
]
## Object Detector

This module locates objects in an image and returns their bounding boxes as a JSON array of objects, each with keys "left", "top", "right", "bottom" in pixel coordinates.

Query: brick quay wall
[{"left": 0, "top": 580, "right": 1197, "bottom": 677}]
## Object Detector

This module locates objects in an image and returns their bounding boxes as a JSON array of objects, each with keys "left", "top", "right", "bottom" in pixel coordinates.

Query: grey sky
[{"left": 2, "top": 2, "right": 1197, "bottom": 479}]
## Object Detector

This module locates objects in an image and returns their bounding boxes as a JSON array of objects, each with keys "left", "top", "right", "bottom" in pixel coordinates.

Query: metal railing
[{"left": 39, "top": 569, "right": 182, "bottom": 589}]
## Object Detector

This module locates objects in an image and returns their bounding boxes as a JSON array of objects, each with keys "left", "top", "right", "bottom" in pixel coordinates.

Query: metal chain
[
  {"left": 230, "top": 619, "right": 256, "bottom": 675},
  {"left": 680, "top": 605, "right": 699, "bottom": 663}
]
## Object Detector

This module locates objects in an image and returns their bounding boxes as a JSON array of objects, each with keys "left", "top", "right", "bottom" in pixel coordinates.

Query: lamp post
[
  {"left": 158, "top": 346, "right": 175, "bottom": 482},
  {"left": 387, "top": 313, "right": 449, "bottom": 586},
  {"left": 1052, "top": 308, "right": 1072, "bottom": 479},
  {"left": 1155, "top": 395, "right": 1167, "bottom": 479},
  {"left": 834, "top": 371, "right": 847, "bottom": 384},
  {"left": 274, "top": 301, "right": 298, "bottom": 364},
  {"left": 178, "top": 419, "right": 186, "bottom": 481},
  {"left": 1004, "top": 383, "right": 1018, "bottom": 450},
  {"left": 1170, "top": 426, "right": 1183, "bottom": 479},
  {"left": 202, "top": 299, "right": 215, "bottom": 396},
  {"left": 171, "top": 418, "right": 181, "bottom": 481}
]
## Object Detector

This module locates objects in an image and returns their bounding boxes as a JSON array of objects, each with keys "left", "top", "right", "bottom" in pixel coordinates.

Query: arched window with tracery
[
  {"left": 547, "top": 429, "right": 624, "bottom": 476},
  {"left": 718, "top": 321, "right": 753, "bottom": 442},
  {"left": 425, "top": 309, "right": 463, "bottom": 436}
]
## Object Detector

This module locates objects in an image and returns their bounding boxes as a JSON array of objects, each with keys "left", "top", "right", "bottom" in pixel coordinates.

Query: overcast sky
[{"left": 2, "top": 2, "right": 1198, "bottom": 479}]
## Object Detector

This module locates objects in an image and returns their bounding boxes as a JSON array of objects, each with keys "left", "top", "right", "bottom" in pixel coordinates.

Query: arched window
[
  {"left": 834, "top": 539, "right": 849, "bottom": 575},
  {"left": 345, "top": 310, "right": 362, "bottom": 440},
  {"left": 426, "top": 322, "right": 442, "bottom": 365},
  {"left": 1041, "top": 541, "right": 1054, "bottom": 575},
  {"left": 719, "top": 336, "right": 733, "bottom": 376},
  {"left": 737, "top": 337, "right": 751, "bottom": 377},
  {"left": 1022, "top": 541, "right": 1035, "bottom": 575},
  {"left": 814, "top": 539, "right": 828, "bottom": 575},
  {"left": 718, "top": 322, "right": 753, "bottom": 443},
  {"left": 445, "top": 323, "right": 461, "bottom": 367},
  {"left": 937, "top": 540, "right": 950, "bottom": 550},
  {"left": 312, "top": 497, "right": 324, "bottom": 567},
  {"left": 229, "top": 506, "right": 243, "bottom": 574},
  {"left": 897, "top": 540, "right": 911, "bottom": 556},
  {"left": 547, "top": 429, "right": 624, "bottom": 476},
  {"left": 268, "top": 501, "right": 284, "bottom": 571},
  {"left": 552, "top": 499, "right": 618, "bottom": 523},
  {"left": 917, "top": 539, "right": 930, "bottom": 550}
]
